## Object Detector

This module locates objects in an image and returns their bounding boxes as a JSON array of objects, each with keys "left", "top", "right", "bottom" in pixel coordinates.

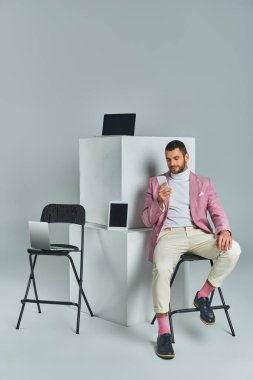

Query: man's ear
[{"left": 185, "top": 153, "right": 189, "bottom": 162}]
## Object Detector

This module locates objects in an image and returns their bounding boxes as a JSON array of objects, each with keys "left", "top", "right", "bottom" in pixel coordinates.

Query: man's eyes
[{"left": 167, "top": 157, "right": 179, "bottom": 162}]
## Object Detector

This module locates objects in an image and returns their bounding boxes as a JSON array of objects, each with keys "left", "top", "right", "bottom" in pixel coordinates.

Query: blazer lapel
[
  {"left": 189, "top": 171, "right": 199, "bottom": 206},
  {"left": 163, "top": 171, "right": 170, "bottom": 210}
]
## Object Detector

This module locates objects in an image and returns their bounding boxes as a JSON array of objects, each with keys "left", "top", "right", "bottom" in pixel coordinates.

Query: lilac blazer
[{"left": 141, "top": 171, "right": 231, "bottom": 263}]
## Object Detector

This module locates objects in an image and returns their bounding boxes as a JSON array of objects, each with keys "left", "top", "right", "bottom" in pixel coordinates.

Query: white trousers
[{"left": 152, "top": 226, "right": 241, "bottom": 314}]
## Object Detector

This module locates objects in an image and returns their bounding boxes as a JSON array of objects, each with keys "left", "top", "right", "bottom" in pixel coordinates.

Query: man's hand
[
  {"left": 158, "top": 183, "right": 172, "bottom": 209},
  {"left": 216, "top": 230, "right": 232, "bottom": 252}
]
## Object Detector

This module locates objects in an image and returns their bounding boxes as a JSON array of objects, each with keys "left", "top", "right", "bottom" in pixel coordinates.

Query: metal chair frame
[
  {"left": 151, "top": 253, "right": 235, "bottom": 343},
  {"left": 16, "top": 204, "right": 93, "bottom": 334}
]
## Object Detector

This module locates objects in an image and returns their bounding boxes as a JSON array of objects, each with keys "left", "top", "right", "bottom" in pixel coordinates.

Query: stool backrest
[{"left": 40, "top": 204, "right": 85, "bottom": 225}]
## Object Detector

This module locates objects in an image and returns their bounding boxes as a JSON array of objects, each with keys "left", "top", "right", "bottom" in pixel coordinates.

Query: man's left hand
[{"left": 216, "top": 230, "right": 232, "bottom": 252}]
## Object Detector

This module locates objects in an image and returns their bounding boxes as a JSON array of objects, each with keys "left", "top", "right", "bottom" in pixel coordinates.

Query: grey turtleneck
[{"left": 163, "top": 167, "right": 194, "bottom": 228}]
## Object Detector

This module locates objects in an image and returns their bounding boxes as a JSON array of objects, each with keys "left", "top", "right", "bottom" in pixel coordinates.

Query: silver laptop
[{"left": 28, "top": 221, "right": 63, "bottom": 250}]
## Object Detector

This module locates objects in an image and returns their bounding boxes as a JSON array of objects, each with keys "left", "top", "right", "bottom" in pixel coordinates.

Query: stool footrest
[
  {"left": 170, "top": 304, "right": 230, "bottom": 316},
  {"left": 21, "top": 299, "right": 79, "bottom": 308}
]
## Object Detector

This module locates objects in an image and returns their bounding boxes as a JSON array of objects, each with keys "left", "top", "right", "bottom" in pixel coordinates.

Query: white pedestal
[{"left": 70, "top": 225, "right": 153, "bottom": 326}]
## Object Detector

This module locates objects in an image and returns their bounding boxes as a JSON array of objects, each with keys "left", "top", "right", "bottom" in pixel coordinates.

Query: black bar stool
[
  {"left": 16, "top": 204, "right": 94, "bottom": 334},
  {"left": 151, "top": 253, "right": 235, "bottom": 343}
]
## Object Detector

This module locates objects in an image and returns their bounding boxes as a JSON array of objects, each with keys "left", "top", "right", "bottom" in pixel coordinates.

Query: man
[{"left": 141, "top": 140, "right": 241, "bottom": 360}]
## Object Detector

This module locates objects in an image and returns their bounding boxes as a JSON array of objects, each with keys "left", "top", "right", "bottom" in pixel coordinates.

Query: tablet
[{"left": 107, "top": 201, "right": 128, "bottom": 230}]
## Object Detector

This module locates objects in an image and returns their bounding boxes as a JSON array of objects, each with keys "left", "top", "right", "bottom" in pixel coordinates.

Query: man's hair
[{"left": 165, "top": 140, "right": 188, "bottom": 156}]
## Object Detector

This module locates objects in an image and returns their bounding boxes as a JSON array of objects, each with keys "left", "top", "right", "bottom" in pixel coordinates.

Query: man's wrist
[{"left": 218, "top": 230, "right": 231, "bottom": 236}]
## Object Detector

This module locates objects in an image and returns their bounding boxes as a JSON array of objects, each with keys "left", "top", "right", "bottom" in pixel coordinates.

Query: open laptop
[
  {"left": 102, "top": 113, "right": 136, "bottom": 136},
  {"left": 28, "top": 221, "right": 66, "bottom": 251}
]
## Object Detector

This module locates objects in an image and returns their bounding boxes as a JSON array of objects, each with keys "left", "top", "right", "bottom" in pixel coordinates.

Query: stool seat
[
  {"left": 180, "top": 252, "right": 208, "bottom": 261},
  {"left": 27, "top": 244, "right": 79, "bottom": 256}
]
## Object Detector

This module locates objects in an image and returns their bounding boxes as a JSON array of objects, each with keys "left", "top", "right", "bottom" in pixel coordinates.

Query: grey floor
[{"left": 1, "top": 255, "right": 252, "bottom": 380}]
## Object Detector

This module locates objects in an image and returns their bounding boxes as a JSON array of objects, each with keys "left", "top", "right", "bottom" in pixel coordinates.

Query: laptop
[
  {"left": 102, "top": 113, "right": 136, "bottom": 136},
  {"left": 28, "top": 221, "right": 65, "bottom": 251},
  {"left": 107, "top": 201, "right": 128, "bottom": 231}
]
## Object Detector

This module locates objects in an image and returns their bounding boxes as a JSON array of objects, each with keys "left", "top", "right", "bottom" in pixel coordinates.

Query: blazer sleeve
[
  {"left": 207, "top": 179, "right": 231, "bottom": 235},
  {"left": 141, "top": 178, "right": 165, "bottom": 227}
]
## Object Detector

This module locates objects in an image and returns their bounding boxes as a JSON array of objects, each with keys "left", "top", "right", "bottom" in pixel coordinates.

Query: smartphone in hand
[{"left": 157, "top": 176, "right": 169, "bottom": 188}]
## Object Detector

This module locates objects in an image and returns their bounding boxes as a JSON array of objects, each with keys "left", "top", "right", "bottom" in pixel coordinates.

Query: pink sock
[
  {"left": 157, "top": 315, "right": 170, "bottom": 336},
  {"left": 198, "top": 280, "right": 215, "bottom": 298}
]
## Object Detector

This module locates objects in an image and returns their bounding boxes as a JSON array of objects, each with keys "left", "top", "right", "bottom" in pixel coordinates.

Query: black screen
[
  {"left": 102, "top": 114, "right": 136, "bottom": 136},
  {"left": 109, "top": 203, "right": 128, "bottom": 228}
]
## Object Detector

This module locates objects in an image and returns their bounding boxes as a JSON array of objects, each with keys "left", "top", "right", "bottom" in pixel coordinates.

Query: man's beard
[{"left": 170, "top": 159, "right": 186, "bottom": 174}]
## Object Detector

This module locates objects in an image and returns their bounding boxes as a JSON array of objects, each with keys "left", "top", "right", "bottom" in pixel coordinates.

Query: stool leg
[
  {"left": 168, "top": 304, "right": 175, "bottom": 343},
  {"left": 68, "top": 256, "right": 93, "bottom": 317},
  {"left": 151, "top": 314, "right": 156, "bottom": 325},
  {"left": 210, "top": 289, "right": 215, "bottom": 305},
  {"left": 217, "top": 287, "right": 235, "bottom": 336},
  {"left": 29, "top": 255, "right": 41, "bottom": 313},
  {"left": 16, "top": 255, "right": 41, "bottom": 329},
  {"left": 209, "top": 259, "right": 235, "bottom": 336},
  {"left": 76, "top": 249, "right": 84, "bottom": 334}
]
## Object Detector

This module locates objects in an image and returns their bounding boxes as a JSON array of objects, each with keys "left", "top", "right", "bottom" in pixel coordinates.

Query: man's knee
[
  {"left": 152, "top": 265, "right": 174, "bottom": 280},
  {"left": 231, "top": 239, "right": 241, "bottom": 255},
  {"left": 225, "top": 240, "right": 241, "bottom": 263}
]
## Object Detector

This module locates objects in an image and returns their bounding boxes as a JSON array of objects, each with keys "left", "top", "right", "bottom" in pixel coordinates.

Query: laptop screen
[
  {"left": 102, "top": 113, "right": 136, "bottom": 136},
  {"left": 29, "top": 221, "right": 51, "bottom": 250}
]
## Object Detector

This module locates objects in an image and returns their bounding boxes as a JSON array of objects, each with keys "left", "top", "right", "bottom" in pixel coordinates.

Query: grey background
[
  {"left": 1, "top": 0, "right": 252, "bottom": 261},
  {"left": 0, "top": 1, "right": 252, "bottom": 378}
]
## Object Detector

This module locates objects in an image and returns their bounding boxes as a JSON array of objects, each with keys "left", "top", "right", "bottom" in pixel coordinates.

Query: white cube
[{"left": 70, "top": 225, "right": 153, "bottom": 326}]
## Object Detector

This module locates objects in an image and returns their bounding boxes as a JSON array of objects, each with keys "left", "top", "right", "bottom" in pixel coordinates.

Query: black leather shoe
[
  {"left": 194, "top": 291, "right": 215, "bottom": 325},
  {"left": 156, "top": 333, "right": 175, "bottom": 359}
]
